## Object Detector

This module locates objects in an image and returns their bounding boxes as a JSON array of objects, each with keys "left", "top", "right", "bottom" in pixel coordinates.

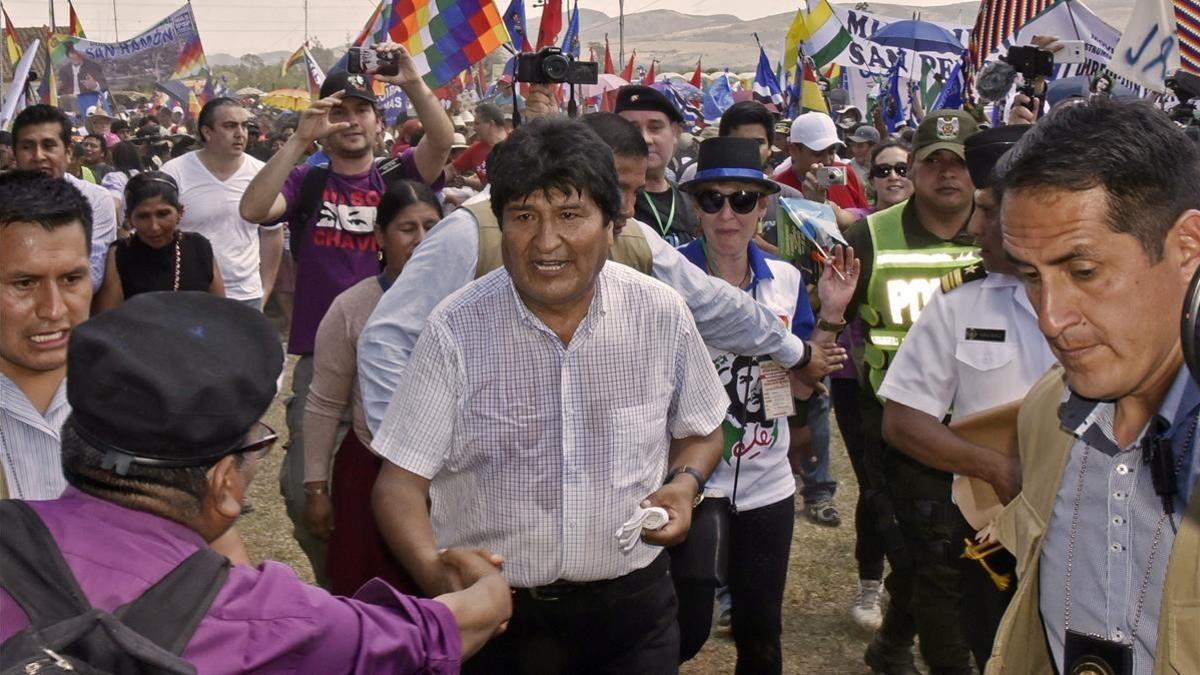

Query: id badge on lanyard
[
  {"left": 758, "top": 360, "right": 795, "bottom": 419},
  {"left": 1063, "top": 629, "right": 1133, "bottom": 675}
]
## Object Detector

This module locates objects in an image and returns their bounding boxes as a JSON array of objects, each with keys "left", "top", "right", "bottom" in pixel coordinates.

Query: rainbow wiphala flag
[
  {"left": 170, "top": 32, "right": 208, "bottom": 81},
  {"left": 359, "top": 0, "right": 510, "bottom": 88}
]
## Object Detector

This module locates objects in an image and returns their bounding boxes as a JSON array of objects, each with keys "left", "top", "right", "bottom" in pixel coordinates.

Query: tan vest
[
  {"left": 465, "top": 201, "right": 654, "bottom": 279},
  {"left": 987, "top": 367, "right": 1200, "bottom": 675}
]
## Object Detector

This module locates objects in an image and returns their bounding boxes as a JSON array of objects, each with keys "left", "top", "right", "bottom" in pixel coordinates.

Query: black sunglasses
[
  {"left": 694, "top": 189, "right": 765, "bottom": 215},
  {"left": 870, "top": 162, "right": 909, "bottom": 179}
]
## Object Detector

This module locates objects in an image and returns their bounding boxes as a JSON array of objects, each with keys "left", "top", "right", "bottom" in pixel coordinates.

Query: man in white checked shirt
[
  {"left": 0, "top": 172, "right": 94, "bottom": 500},
  {"left": 372, "top": 117, "right": 729, "bottom": 674}
]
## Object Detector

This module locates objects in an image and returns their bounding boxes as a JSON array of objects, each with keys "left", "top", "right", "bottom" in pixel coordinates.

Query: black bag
[
  {"left": 667, "top": 496, "right": 732, "bottom": 585},
  {"left": 0, "top": 500, "right": 230, "bottom": 675}
]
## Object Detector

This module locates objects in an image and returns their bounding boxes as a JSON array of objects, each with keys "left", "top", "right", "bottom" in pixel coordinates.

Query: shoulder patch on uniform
[{"left": 940, "top": 262, "right": 987, "bottom": 294}]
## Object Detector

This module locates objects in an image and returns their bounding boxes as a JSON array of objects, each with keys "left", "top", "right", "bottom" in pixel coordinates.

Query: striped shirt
[
  {"left": 1039, "top": 367, "right": 1200, "bottom": 674},
  {"left": 0, "top": 374, "right": 69, "bottom": 500},
  {"left": 373, "top": 263, "right": 729, "bottom": 588}
]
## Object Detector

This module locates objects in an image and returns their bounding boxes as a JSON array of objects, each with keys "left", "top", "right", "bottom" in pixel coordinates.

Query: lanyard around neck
[{"left": 642, "top": 189, "right": 676, "bottom": 238}]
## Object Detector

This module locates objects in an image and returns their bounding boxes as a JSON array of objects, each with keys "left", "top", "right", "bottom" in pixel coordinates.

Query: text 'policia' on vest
[{"left": 859, "top": 201, "right": 979, "bottom": 394}]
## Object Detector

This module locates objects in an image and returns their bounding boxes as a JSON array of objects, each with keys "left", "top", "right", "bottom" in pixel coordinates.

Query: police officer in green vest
[{"left": 840, "top": 110, "right": 980, "bottom": 675}]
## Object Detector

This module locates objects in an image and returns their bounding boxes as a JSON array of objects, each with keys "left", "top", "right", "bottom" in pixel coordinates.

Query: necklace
[
  {"left": 172, "top": 232, "right": 182, "bottom": 292},
  {"left": 1063, "top": 412, "right": 1198, "bottom": 641},
  {"left": 700, "top": 239, "right": 752, "bottom": 289},
  {"left": 642, "top": 189, "right": 676, "bottom": 238}
]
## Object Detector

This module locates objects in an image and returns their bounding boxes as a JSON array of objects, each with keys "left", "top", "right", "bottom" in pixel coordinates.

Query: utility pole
[
  {"left": 112, "top": 0, "right": 120, "bottom": 39},
  {"left": 618, "top": 0, "right": 624, "bottom": 68}
]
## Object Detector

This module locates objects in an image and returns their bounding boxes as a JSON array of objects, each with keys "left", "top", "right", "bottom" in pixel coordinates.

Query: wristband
[
  {"left": 817, "top": 317, "right": 848, "bottom": 332},
  {"left": 304, "top": 485, "right": 329, "bottom": 496},
  {"left": 665, "top": 465, "right": 706, "bottom": 494},
  {"left": 794, "top": 342, "right": 813, "bottom": 370}
]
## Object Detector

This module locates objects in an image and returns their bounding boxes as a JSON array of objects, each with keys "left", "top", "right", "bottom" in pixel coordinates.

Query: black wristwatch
[
  {"left": 666, "top": 465, "right": 706, "bottom": 497},
  {"left": 794, "top": 341, "right": 814, "bottom": 370}
]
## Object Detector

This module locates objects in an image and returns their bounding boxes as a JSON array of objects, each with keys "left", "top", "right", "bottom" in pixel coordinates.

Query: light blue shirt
[
  {"left": 1039, "top": 366, "right": 1200, "bottom": 673},
  {"left": 357, "top": 200, "right": 808, "bottom": 434},
  {"left": 0, "top": 374, "right": 70, "bottom": 499}
]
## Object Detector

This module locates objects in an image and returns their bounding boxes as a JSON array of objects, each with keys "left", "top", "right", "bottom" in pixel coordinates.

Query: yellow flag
[{"left": 783, "top": 8, "right": 811, "bottom": 74}]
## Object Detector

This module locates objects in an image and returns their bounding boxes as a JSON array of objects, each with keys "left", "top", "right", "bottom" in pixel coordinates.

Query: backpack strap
[
  {"left": 114, "top": 548, "right": 230, "bottom": 655},
  {"left": 289, "top": 165, "right": 330, "bottom": 262},
  {"left": 0, "top": 500, "right": 93, "bottom": 627}
]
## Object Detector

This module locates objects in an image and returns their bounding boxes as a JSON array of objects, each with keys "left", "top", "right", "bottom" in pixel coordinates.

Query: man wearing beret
[
  {"left": 0, "top": 292, "right": 512, "bottom": 673},
  {"left": 0, "top": 171, "right": 94, "bottom": 500},
  {"left": 878, "top": 124, "right": 1057, "bottom": 672},
  {"left": 616, "top": 85, "right": 700, "bottom": 247}
]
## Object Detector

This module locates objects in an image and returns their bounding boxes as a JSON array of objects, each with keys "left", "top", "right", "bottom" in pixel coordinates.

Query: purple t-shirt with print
[{"left": 281, "top": 149, "right": 427, "bottom": 355}]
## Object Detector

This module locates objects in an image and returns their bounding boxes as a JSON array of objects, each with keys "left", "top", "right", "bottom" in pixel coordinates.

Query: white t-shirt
[
  {"left": 64, "top": 173, "right": 117, "bottom": 291},
  {"left": 161, "top": 152, "right": 275, "bottom": 301},
  {"left": 705, "top": 256, "right": 807, "bottom": 512}
]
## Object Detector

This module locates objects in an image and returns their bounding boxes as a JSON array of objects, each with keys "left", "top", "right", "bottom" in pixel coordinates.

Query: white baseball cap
[{"left": 789, "top": 111, "right": 843, "bottom": 151}]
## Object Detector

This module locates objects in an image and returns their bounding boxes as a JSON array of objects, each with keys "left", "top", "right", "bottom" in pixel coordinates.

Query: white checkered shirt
[{"left": 372, "top": 262, "right": 729, "bottom": 588}]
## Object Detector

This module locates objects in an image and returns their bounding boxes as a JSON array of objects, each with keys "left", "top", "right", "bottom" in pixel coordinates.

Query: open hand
[
  {"left": 791, "top": 341, "right": 847, "bottom": 395},
  {"left": 297, "top": 92, "right": 353, "bottom": 143},
  {"left": 817, "top": 244, "right": 860, "bottom": 318}
]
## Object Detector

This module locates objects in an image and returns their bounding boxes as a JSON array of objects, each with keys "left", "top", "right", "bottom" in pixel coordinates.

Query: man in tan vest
[{"left": 988, "top": 99, "right": 1200, "bottom": 674}]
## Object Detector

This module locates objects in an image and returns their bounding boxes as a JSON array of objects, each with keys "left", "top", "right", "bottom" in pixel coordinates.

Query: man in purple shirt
[
  {"left": 239, "top": 41, "right": 453, "bottom": 583},
  {"left": 0, "top": 292, "right": 511, "bottom": 673}
]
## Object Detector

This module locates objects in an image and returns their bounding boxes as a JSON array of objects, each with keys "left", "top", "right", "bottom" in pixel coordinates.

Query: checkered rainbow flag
[{"left": 358, "top": 0, "right": 511, "bottom": 89}]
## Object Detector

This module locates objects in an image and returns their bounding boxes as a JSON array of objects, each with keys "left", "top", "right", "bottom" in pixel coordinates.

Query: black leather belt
[{"left": 517, "top": 552, "right": 669, "bottom": 601}]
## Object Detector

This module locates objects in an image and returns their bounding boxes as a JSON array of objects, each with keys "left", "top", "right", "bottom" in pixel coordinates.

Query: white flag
[{"left": 1110, "top": 0, "right": 1180, "bottom": 93}]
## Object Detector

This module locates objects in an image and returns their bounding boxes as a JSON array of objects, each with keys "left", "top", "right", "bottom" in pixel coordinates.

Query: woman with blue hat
[{"left": 676, "top": 136, "right": 860, "bottom": 673}]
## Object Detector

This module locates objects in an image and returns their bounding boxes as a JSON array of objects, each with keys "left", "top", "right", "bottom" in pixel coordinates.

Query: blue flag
[
  {"left": 703, "top": 70, "right": 735, "bottom": 122},
  {"left": 561, "top": 1, "right": 580, "bottom": 57},
  {"left": 752, "top": 46, "right": 784, "bottom": 107},
  {"left": 931, "top": 59, "right": 964, "bottom": 110},
  {"left": 504, "top": 0, "right": 532, "bottom": 51},
  {"left": 881, "top": 58, "right": 906, "bottom": 132}
]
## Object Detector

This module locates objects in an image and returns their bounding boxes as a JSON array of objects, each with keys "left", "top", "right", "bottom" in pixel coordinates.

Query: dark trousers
[
  {"left": 832, "top": 378, "right": 886, "bottom": 581},
  {"left": 463, "top": 554, "right": 679, "bottom": 675},
  {"left": 877, "top": 453, "right": 974, "bottom": 674},
  {"left": 728, "top": 496, "right": 795, "bottom": 675}
]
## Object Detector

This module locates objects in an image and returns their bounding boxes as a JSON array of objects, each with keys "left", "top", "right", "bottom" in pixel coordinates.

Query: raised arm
[{"left": 372, "top": 43, "right": 454, "bottom": 186}]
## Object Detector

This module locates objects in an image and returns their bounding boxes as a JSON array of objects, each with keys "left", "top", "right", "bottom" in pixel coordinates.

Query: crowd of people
[{"left": 1, "top": 38, "right": 1199, "bottom": 675}]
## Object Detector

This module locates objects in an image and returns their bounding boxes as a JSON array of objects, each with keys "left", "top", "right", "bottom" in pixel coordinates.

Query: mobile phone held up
[{"left": 347, "top": 46, "right": 400, "bottom": 77}]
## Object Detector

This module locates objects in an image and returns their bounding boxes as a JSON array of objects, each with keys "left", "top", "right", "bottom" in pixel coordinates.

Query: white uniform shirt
[
  {"left": 878, "top": 271, "right": 1057, "bottom": 419},
  {"left": 162, "top": 152, "right": 277, "bottom": 301},
  {"left": 372, "top": 263, "right": 729, "bottom": 588}
]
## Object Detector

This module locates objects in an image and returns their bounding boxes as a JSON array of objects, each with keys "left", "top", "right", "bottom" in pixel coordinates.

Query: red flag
[
  {"left": 620, "top": 50, "right": 636, "bottom": 83},
  {"left": 690, "top": 59, "right": 702, "bottom": 88},
  {"left": 603, "top": 34, "right": 614, "bottom": 75},
  {"left": 644, "top": 60, "right": 656, "bottom": 85},
  {"left": 536, "top": 0, "right": 562, "bottom": 49}
]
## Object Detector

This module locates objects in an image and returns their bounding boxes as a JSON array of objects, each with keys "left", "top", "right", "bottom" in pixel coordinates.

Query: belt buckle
[{"left": 527, "top": 582, "right": 571, "bottom": 601}]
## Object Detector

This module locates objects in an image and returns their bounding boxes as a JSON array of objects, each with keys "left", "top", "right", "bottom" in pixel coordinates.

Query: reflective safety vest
[
  {"left": 859, "top": 201, "right": 980, "bottom": 393},
  {"left": 466, "top": 200, "right": 654, "bottom": 278}
]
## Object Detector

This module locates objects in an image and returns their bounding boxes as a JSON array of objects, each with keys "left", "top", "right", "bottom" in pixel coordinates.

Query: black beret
[
  {"left": 614, "top": 85, "right": 683, "bottom": 124},
  {"left": 964, "top": 125, "right": 1032, "bottom": 189},
  {"left": 67, "top": 292, "right": 283, "bottom": 468}
]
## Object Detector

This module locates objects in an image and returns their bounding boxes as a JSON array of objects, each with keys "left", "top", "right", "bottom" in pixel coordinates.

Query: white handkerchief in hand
[{"left": 615, "top": 506, "right": 669, "bottom": 553}]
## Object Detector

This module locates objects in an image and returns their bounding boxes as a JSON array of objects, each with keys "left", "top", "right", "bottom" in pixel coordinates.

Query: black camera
[
  {"left": 513, "top": 47, "right": 598, "bottom": 85},
  {"left": 1004, "top": 46, "right": 1054, "bottom": 80},
  {"left": 1166, "top": 70, "right": 1200, "bottom": 127}
]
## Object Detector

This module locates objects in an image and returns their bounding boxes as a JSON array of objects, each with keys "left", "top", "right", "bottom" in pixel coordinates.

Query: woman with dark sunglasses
[
  {"left": 675, "top": 137, "right": 860, "bottom": 674},
  {"left": 848, "top": 140, "right": 915, "bottom": 221}
]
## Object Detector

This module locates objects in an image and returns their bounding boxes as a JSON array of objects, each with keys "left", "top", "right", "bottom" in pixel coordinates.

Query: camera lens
[{"left": 542, "top": 54, "right": 570, "bottom": 81}]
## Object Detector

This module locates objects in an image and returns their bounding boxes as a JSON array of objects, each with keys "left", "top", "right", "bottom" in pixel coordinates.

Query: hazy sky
[{"left": 2, "top": 0, "right": 971, "bottom": 55}]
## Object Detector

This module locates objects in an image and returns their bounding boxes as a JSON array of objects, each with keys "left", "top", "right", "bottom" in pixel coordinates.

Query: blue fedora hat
[{"left": 679, "top": 137, "right": 780, "bottom": 194}]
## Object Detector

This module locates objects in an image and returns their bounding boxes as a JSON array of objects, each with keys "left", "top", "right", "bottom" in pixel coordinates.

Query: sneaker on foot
[
  {"left": 805, "top": 498, "right": 841, "bottom": 526},
  {"left": 852, "top": 579, "right": 883, "bottom": 630},
  {"left": 716, "top": 606, "right": 731, "bottom": 629}
]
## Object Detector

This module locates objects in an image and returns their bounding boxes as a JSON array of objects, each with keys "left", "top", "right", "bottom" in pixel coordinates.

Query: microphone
[{"left": 976, "top": 60, "right": 1018, "bottom": 103}]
